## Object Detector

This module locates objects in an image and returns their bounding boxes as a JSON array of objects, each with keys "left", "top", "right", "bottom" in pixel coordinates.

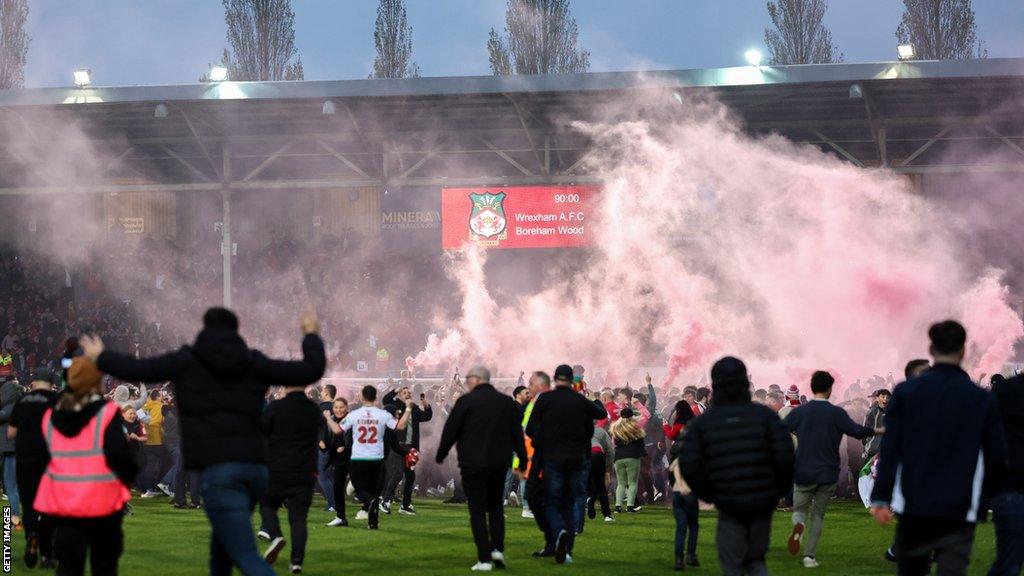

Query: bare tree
[
  {"left": 764, "top": 0, "right": 842, "bottom": 65},
  {"left": 213, "top": 0, "right": 303, "bottom": 81},
  {"left": 371, "top": 0, "right": 420, "bottom": 79},
  {"left": 487, "top": 0, "right": 590, "bottom": 75},
  {"left": 896, "top": 0, "right": 982, "bottom": 60},
  {"left": 0, "top": 0, "right": 29, "bottom": 89}
]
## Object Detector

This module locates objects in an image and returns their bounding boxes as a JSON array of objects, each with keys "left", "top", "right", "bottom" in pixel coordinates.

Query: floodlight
[
  {"left": 73, "top": 69, "right": 92, "bottom": 87},
  {"left": 672, "top": 91, "right": 683, "bottom": 105},
  {"left": 744, "top": 49, "right": 762, "bottom": 67},
  {"left": 849, "top": 83, "right": 863, "bottom": 99},
  {"left": 897, "top": 44, "right": 916, "bottom": 60},
  {"left": 154, "top": 103, "right": 169, "bottom": 118},
  {"left": 209, "top": 66, "right": 229, "bottom": 82},
  {"left": 322, "top": 100, "right": 337, "bottom": 115}
]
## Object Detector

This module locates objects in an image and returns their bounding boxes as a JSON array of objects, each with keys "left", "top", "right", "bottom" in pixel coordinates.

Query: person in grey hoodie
[
  {"left": 587, "top": 424, "right": 615, "bottom": 521},
  {"left": 0, "top": 377, "right": 25, "bottom": 524}
]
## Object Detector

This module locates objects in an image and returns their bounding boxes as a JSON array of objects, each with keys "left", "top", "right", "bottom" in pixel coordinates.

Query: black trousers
[
  {"left": 17, "top": 458, "right": 54, "bottom": 560},
  {"left": 349, "top": 460, "right": 384, "bottom": 527},
  {"left": 716, "top": 511, "right": 771, "bottom": 576},
  {"left": 462, "top": 466, "right": 507, "bottom": 563},
  {"left": 171, "top": 468, "right": 202, "bottom": 507},
  {"left": 53, "top": 512, "right": 124, "bottom": 576},
  {"left": 587, "top": 452, "right": 612, "bottom": 518},
  {"left": 331, "top": 459, "right": 350, "bottom": 521},
  {"left": 525, "top": 470, "right": 554, "bottom": 551},
  {"left": 138, "top": 444, "right": 170, "bottom": 492},
  {"left": 259, "top": 477, "right": 314, "bottom": 566},
  {"left": 896, "top": 515, "right": 975, "bottom": 576},
  {"left": 384, "top": 456, "right": 416, "bottom": 508}
]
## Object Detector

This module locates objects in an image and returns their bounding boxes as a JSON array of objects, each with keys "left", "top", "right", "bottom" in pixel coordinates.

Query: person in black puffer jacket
[
  {"left": 680, "top": 357, "right": 794, "bottom": 576},
  {"left": 82, "top": 307, "right": 326, "bottom": 576}
]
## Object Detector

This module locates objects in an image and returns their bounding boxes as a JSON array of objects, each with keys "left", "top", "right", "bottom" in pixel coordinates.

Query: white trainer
[
  {"left": 490, "top": 551, "right": 506, "bottom": 569},
  {"left": 521, "top": 510, "right": 534, "bottom": 519},
  {"left": 471, "top": 562, "right": 494, "bottom": 571},
  {"left": 355, "top": 510, "right": 369, "bottom": 520},
  {"left": 803, "top": 557, "right": 819, "bottom": 568},
  {"left": 325, "top": 517, "right": 348, "bottom": 527}
]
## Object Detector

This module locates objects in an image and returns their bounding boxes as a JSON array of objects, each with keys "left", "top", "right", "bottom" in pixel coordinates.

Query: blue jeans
[
  {"left": 316, "top": 452, "right": 335, "bottom": 510},
  {"left": 573, "top": 456, "right": 591, "bottom": 532},
  {"left": 161, "top": 440, "right": 181, "bottom": 487},
  {"left": 990, "top": 491, "right": 1024, "bottom": 576},
  {"left": 674, "top": 492, "right": 699, "bottom": 558},
  {"left": 200, "top": 462, "right": 274, "bottom": 576},
  {"left": 543, "top": 459, "right": 584, "bottom": 554},
  {"left": 3, "top": 454, "right": 19, "bottom": 517}
]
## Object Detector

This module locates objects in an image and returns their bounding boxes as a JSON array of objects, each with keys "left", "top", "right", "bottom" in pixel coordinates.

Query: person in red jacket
[{"left": 35, "top": 357, "right": 139, "bottom": 576}]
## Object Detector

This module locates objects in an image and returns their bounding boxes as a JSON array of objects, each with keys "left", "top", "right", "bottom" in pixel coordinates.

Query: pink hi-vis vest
[{"left": 34, "top": 401, "right": 131, "bottom": 518}]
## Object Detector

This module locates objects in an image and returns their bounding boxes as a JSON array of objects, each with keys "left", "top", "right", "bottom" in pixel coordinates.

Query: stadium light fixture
[
  {"left": 897, "top": 44, "right": 916, "bottom": 60},
  {"left": 73, "top": 69, "right": 92, "bottom": 87},
  {"left": 209, "top": 66, "right": 229, "bottom": 82},
  {"left": 154, "top": 103, "right": 169, "bottom": 118},
  {"left": 744, "top": 49, "right": 763, "bottom": 67},
  {"left": 322, "top": 100, "right": 337, "bottom": 115},
  {"left": 849, "top": 83, "right": 863, "bottom": 99}
]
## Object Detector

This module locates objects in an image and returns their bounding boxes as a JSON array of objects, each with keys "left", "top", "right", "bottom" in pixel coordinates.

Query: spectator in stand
[
  {"left": 765, "top": 391, "right": 784, "bottom": 413},
  {"left": 611, "top": 408, "right": 646, "bottom": 513},
  {"left": 666, "top": 399, "right": 700, "bottom": 570},
  {"left": 990, "top": 368, "right": 1024, "bottom": 574},
  {"left": 525, "top": 364, "right": 607, "bottom": 565},
  {"left": 83, "top": 308, "right": 326, "bottom": 576},
  {"left": 680, "top": 357, "right": 794, "bottom": 576},
  {"left": 783, "top": 371, "right": 881, "bottom": 569},
  {"left": 587, "top": 421, "right": 614, "bottom": 523},
  {"left": 315, "top": 385, "right": 337, "bottom": 513},
  {"left": 870, "top": 320, "right": 1006, "bottom": 576},
  {"left": 7, "top": 368, "right": 60, "bottom": 568}
]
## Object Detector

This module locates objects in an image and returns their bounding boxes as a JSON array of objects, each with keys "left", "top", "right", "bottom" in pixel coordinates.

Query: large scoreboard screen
[{"left": 441, "top": 185, "right": 598, "bottom": 249}]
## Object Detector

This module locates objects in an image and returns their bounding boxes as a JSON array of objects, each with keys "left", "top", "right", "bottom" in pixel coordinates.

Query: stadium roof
[{"left": 1, "top": 57, "right": 1023, "bottom": 195}]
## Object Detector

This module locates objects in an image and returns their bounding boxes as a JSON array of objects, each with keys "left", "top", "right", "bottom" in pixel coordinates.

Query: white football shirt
[{"left": 341, "top": 406, "right": 399, "bottom": 461}]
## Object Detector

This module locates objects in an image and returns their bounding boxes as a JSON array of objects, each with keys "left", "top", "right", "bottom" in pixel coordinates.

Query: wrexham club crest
[{"left": 468, "top": 192, "right": 508, "bottom": 246}]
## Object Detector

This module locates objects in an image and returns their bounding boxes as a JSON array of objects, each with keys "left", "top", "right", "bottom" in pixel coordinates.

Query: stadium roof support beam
[
  {"left": 159, "top": 144, "right": 212, "bottom": 181},
  {"left": 316, "top": 140, "right": 371, "bottom": 178},
  {"left": 898, "top": 126, "right": 952, "bottom": 167},
  {"left": 984, "top": 126, "right": 1024, "bottom": 159},
  {"left": 808, "top": 129, "right": 864, "bottom": 168},
  {"left": 179, "top": 108, "right": 222, "bottom": 180},
  {"left": 504, "top": 93, "right": 545, "bottom": 175},
  {"left": 478, "top": 137, "right": 533, "bottom": 176},
  {"left": 241, "top": 140, "right": 297, "bottom": 181}
]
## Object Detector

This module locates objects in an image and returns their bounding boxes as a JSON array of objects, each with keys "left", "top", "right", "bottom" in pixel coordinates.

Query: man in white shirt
[{"left": 328, "top": 385, "right": 410, "bottom": 529}]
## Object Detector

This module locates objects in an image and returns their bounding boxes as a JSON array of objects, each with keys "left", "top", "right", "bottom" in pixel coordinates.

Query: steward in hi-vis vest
[{"left": 36, "top": 357, "right": 139, "bottom": 576}]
